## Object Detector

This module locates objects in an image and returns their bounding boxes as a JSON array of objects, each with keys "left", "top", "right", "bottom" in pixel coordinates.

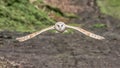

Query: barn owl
[{"left": 16, "top": 22, "right": 105, "bottom": 42}]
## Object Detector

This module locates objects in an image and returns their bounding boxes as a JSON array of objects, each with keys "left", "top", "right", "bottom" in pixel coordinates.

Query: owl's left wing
[
  {"left": 66, "top": 25, "right": 105, "bottom": 40},
  {"left": 16, "top": 26, "right": 54, "bottom": 42}
]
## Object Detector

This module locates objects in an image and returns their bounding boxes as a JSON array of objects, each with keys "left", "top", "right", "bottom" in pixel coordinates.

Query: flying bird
[{"left": 16, "top": 22, "right": 105, "bottom": 42}]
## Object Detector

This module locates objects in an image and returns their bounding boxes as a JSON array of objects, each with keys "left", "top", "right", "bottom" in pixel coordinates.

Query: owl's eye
[
  {"left": 61, "top": 25, "right": 63, "bottom": 27},
  {"left": 57, "top": 25, "right": 60, "bottom": 27}
]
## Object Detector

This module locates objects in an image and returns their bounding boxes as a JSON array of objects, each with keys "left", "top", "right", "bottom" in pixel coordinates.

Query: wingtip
[
  {"left": 98, "top": 36, "right": 105, "bottom": 40},
  {"left": 16, "top": 38, "right": 24, "bottom": 42},
  {"left": 102, "top": 37, "right": 105, "bottom": 40}
]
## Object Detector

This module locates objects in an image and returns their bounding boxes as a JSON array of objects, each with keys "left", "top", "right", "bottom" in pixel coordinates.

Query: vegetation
[
  {"left": 1, "top": 0, "right": 119, "bottom": 32},
  {"left": 93, "top": 23, "right": 106, "bottom": 28},
  {"left": 0, "top": 0, "right": 55, "bottom": 32},
  {"left": 0, "top": 0, "right": 78, "bottom": 32},
  {"left": 97, "top": 0, "right": 120, "bottom": 19}
]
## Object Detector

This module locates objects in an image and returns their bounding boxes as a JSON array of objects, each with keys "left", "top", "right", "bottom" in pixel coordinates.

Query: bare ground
[{"left": 0, "top": 0, "right": 120, "bottom": 68}]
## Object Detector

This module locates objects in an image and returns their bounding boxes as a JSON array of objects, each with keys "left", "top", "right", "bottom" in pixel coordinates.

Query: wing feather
[
  {"left": 16, "top": 26, "right": 54, "bottom": 42},
  {"left": 66, "top": 25, "right": 105, "bottom": 40}
]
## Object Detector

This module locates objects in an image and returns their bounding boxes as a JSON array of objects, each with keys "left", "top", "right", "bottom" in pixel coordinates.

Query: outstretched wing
[
  {"left": 16, "top": 26, "right": 54, "bottom": 42},
  {"left": 66, "top": 25, "right": 105, "bottom": 40}
]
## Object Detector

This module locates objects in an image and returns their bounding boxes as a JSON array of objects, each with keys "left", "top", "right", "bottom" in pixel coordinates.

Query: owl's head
[{"left": 54, "top": 22, "right": 66, "bottom": 32}]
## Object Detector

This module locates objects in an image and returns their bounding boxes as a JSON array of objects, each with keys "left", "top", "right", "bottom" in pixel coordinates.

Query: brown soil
[
  {"left": 0, "top": 0, "right": 120, "bottom": 68},
  {"left": 44, "top": 0, "right": 81, "bottom": 13}
]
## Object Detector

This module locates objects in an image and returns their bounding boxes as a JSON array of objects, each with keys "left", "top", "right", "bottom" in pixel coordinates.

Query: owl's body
[{"left": 16, "top": 22, "right": 105, "bottom": 42}]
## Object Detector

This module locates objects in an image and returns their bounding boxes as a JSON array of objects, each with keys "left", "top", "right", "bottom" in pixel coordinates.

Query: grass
[
  {"left": 97, "top": 0, "right": 120, "bottom": 19},
  {"left": 0, "top": 0, "right": 78, "bottom": 32},
  {"left": 0, "top": 0, "right": 55, "bottom": 32},
  {"left": 92, "top": 23, "right": 106, "bottom": 28}
]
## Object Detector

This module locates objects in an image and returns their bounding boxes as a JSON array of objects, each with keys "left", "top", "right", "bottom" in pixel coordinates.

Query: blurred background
[
  {"left": 0, "top": 0, "right": 119, "bottom": 32},
  {"left": 0, "top": 0, "right": 120, "bottom": 68}
]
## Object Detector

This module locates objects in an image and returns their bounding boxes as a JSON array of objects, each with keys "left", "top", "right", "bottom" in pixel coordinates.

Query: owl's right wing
[
  {"left": 66, "top": 25, "right": 105, "bottom": 40},
  {"left": 16, "top": 26, "right": 54, "bottom": 42}
]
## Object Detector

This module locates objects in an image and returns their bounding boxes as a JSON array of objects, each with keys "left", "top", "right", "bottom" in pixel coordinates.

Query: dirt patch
[
  {"left": 0, "top": 0, "right": 120, "bottom": 68},
  {"left": 44, "top": 0, "right": 82, "bottom": 13}
]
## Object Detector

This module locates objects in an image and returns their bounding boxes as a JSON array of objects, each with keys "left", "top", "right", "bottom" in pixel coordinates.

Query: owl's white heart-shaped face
[{"left": 54, "top": 22, "right": 66, "bottom": 32}]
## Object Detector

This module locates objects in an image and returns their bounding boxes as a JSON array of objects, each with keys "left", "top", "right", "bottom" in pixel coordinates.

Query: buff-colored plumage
[
  {"left": 66, "top": 25, "right": 105, "bottom": 40},
  {"left": 16, "top": 22, "right": 105, "bottom": 42},
  {"left": 16, "top": 26, "right": 54, "bottom": 42}
]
